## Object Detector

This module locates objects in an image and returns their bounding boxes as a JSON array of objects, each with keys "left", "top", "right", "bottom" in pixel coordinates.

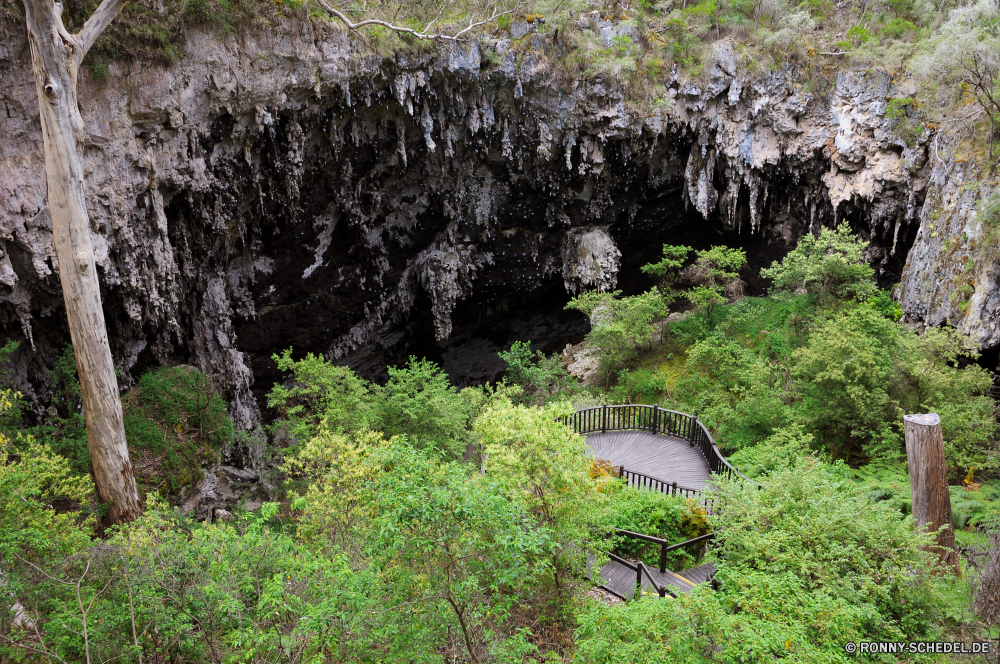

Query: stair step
[{"left": 598, "top": 559, "right": 716, "bottom": 600}]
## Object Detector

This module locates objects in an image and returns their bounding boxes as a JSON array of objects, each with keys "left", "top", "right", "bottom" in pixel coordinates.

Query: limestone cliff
[
  {"left": 898, "top": 156, "right": 1000, "bottom": 351},
  {"left": 0, "top": 15, "right": 986, "bottom": 433}
]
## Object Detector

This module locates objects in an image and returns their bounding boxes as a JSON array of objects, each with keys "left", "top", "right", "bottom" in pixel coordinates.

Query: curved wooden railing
[
  {"left": 615, "top": 529, "right": 715, "bottom": 574},
  {"left": 605, "top": 531, "right": 717, "bottom": 599},
  {"left": 567, "top": 405, "right": 752, "bottom": 600},
  {"left": 560, "top": 404, "right": 749, "bottom": 484}
]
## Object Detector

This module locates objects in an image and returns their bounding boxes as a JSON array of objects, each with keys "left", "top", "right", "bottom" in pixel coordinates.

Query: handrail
[
  {"left": 617, "top": 467, "right": 706, "bottom": 498},
  {"left": 638, "top": 561, "right": 672, "bottom": 598},
  {"left": 614, "top": 528, "right": 667, "bottom": 545},
  {"left": 660, "top": 531, "right": 715, "bottom": 554},
  {"left": 615, "top": 528, "right": 715, "bottom": 573},
  {"left": 606, "top": 552, "right": 673, "bottom": 598},
  {"left": 560, "top": 404, "right": 751, "bottom": 483}
]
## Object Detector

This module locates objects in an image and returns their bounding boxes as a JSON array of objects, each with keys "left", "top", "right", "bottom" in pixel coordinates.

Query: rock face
[
  {"left": 0, "top": 18, "right": 980, "bottom": 430},
  {"left": 898, "top": 158, "right": 1000, "bottom": 352}
]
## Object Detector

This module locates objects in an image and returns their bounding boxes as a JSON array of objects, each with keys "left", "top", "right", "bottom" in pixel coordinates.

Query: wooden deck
[
  {"left": 586, "top": 429, "right": 716, "bottom": 599},
  {"left": 586, "top": 430, "right": 711, "bottom": 491},
  {"left": 599, "top": 560, "right": 716, "bottom": 600}
]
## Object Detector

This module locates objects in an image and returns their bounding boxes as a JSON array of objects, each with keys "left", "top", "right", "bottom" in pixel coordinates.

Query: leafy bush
[
  {"left": 846, "top": 24, "right": 874, "bottom": 45},
  {"left": 714, "top": 463, "right": 945, "bottom": 638},
  {"left": 498, "top": 340, "right": 574, "bottom": 403},
  {"left": 726, "top": 424, "right": 814, "bottom": 478},
  {"left": 610, "top": 367, "right": 670, "bottom": 405},
  {"left": 0, "top": 344, "right": 91, "bottom": 475},
  {"left": 267, "top": 348, "right": 375, "bottom": 442},
  {"left": 885, "top": 19, "right": 916, "bottom": 37},
  {"left": 648, "top": 243, "right": 993, "bottom": 471},
  {"left": 378, "top": 357, "right": 475, "bottom": 459},
  {"left": 122, "top": 366, "right": 233, "bottom": 493},
  {"left": 674, "top": 333, "right": 792, "bottom": 450},
  {"left": 0, "top": 348, "right": 236, "bottom": 492},
  {"left": 894, "top": 326, "right": 997, "bottom": 473},
  {"left": 577, "top": 462, "right": 949, "bottom": 663},
  {"left": 792, "top": 306, "right": 901, "bottom": 462},
  {"left": 864, "top": 287, "right": 904, "bottom": 320},
  {"left": 599, "top": 484, "right": 709, "bottom": 569},
  {"left": 565, "top": 290, "right": 667, "bottom": 390},
  {"left": 641, "top": 244, "right": 747, "bottom": 320},
  {"left": 475, "top": 400, "right": 608, "bottom": 594},
  {"left": 0, "top": 403, "right": 93, "bottom": 564},
  {"left": 761, "top": 224, "right": 876, "bottom": 301},
  {"left": 268, "top": 351, "right": 490, "bottom": 460}
]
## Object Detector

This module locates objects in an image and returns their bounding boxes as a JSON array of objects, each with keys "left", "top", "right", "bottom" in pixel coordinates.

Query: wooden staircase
[
  {"left": 591, "top": 530, "right": 717, "bottom": 600},
  {"left": 563, "top": 406, "right": 751, "bottom": 603},
  {"left": 600, "top": 559, "right": 716, "bottom": 600}
]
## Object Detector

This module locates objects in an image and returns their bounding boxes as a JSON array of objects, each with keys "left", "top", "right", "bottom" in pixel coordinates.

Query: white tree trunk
[{"left": 22, "top": 0, "right": 140, "bottom": 524}]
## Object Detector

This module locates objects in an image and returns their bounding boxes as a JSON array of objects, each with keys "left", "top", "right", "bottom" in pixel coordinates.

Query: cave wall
[{"left": 0, "top": 18, "right": 943, "bottom": 425}]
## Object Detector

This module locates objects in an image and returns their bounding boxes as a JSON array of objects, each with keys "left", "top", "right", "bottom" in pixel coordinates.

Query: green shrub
[
  {"left": 642, "top": 244, "right": 747, "bottom": 320},
  {"left": 760, "top": 224, "right": 877, "bottom": 301},
  {"left": 123, "top": 366, "right": 233, "bottom": 493},
  {"left": 885, "top": 96, "right": 915, "bottom": 119},
  {"left": 792, "top": 306, "right": 901, "bottom": 461},
  {"left": 863, "top": 287, "right": 903, "bottom": 321},
  {"left": 846, "top": 24, "right": 874, "bottom": 44},
  {"left": 270, "top": 351, "right": 505, "bottom": 460},
  {"left": 577, "top": 463, "right": 947, "bottom": 663},
  {"left": 565, "top": 290, "right": 667, "bottom": 390},
  {"left": 726, "top": 425, "right": 814, "bottom": 478},
  {"left": 600, "top": 483, "right": 709, "bottom": 569},
  {"left": 894, "top": 326, "right": 997, "bottom": 474},
  {"left": 0, "top": 344, "right": 90, "bottom": 474},
  {"left": 884, "top": 18, "right": 917, "bottom": 37},
  {"left": 674, "top": 334, "right": 792, "bottom": 451},
  {"left": 889, "top": 0, "right": 914, "bottom": 18},
  {"left": 498, "top": 340, "right": 574, "bottom": 403},
  {"left": 611, "top": 368, "right": 668, "bottom": 405},
  {"left": 267, "top": 348, "right": 376, "bottom": 442},
  {"left": 377, "top": 357, "right": 475, "bottom": 459}
]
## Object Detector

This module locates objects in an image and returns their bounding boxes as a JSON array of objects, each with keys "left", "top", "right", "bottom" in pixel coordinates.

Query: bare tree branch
[
  {"left": 957, "top": 49, "right": 1000, "bottom": 171},
  {"left": 77, "top": 0, "right": 127, "bottom": 58},
  {"left": 314, "top": 0, "right": 518, "bottom": 42}
]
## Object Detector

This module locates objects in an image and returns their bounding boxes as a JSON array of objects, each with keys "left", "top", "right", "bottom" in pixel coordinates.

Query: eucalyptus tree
[
  {"left": 21, "top": 0, "right": 139, "bottom": 524},
  {"left": 19, "top": 0, "right": 520, "bottom": 526}
]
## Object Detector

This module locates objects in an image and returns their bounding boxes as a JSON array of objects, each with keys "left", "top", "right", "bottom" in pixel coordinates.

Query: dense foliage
[
  {"left": 0, "top": 346, "right": 232, "bottom": 492},
  {"left": 268, "top": 351, "right": 511, "bottom": 460},
  {"left": 0, "top": 226, "right": 995, "bottom": 661},
  {"left": 575, "top": 463, "right": 949, "bottom": 664},
  {"left": 551, "top": 229, "right": 997, "bottom": 477},
  {"left": 123, "top": 366, "right": 234, "bottom": 492}
]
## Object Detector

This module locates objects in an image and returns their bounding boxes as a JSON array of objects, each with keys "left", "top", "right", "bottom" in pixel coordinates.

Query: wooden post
[{"left": 904, "top": 413, "right": 960, "bottom": 575}]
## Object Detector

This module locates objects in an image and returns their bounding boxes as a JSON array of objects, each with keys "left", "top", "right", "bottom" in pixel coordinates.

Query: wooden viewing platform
[
  {"left": 587, "top": 430, "right": 710, "bottom": 492},
  {"left": 562, "top": 405, "right": 749, "bottom": 601}
]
